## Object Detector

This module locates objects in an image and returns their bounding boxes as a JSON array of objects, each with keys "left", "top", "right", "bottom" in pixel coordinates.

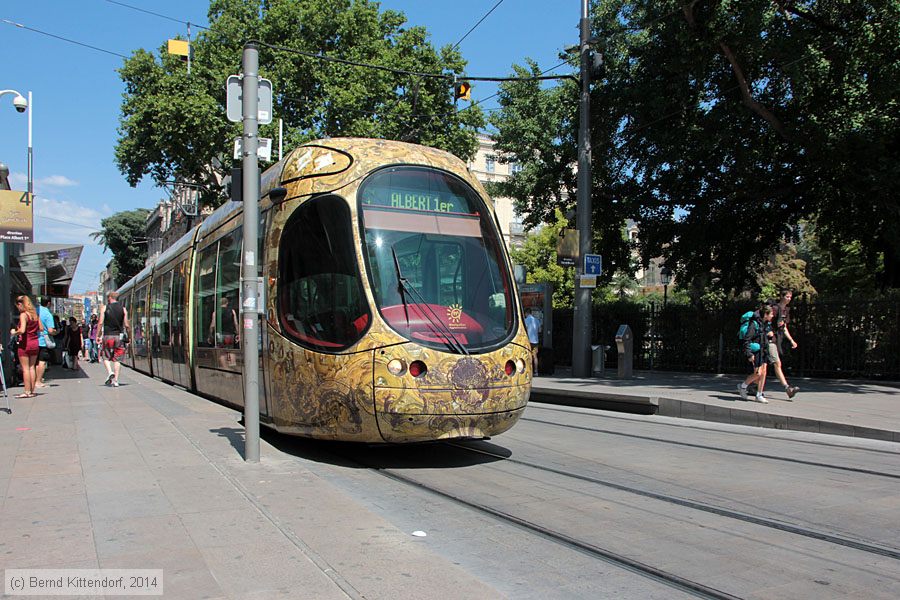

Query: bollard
[
  {"left": 615, "top": 324, "right": 633, "bottom": 379},
  {"left": 591, "top": 344, "right": 606, "bottom": 377}
]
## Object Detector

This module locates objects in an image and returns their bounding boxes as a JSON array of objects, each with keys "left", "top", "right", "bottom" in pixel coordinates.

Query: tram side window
[
  {"left": 279, "top": 195, "right": 370, "bottom": 351},
  {"left": 196, "top": 242, "right": 218, "bottom": 348},
  {"left": 215, "top": 228, "right": 242, "bottom": 349},
  {"left": 171, "top": 261, "right": 187, "bottom": 361},
  {"left": 151, "top": 273, "right": 171, "bottom": 349},
  {"left": 134, "top": 285, "right": 148, "bottom": 357}
]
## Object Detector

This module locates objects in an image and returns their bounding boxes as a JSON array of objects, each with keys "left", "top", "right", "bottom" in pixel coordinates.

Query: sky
[{"left": 1, "top": 0, "right": 579, "bottom": 293}]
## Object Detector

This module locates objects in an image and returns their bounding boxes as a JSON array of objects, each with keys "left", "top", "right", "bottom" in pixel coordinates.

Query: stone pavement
[
  {"left": 0, "top": 362, "right": 501, "bottom": 599},
  {"left": 532, "top": 369, "right": 900, "bottom": 442}
]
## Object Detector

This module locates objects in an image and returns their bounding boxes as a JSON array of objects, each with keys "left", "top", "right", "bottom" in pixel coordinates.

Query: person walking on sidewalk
[
  {"left": 525, "top": 308, "right": 541, "bottom": 372},
  {"left": 768, "top": 289, "right": 800, "bottom": 399},
  {"left": 35, "top": 297, "right": 57, "bottom": 388},
  {"left": 738, "top": 304, "right": 774, "bottom": 403},
  {"left": 98, "top": 292, "right": 130, "bottom": 387},
  {"left": 64, "top": 317, "right": 83, "bottom": 371},
  {"left": 14, "top": 295, "right": 44, "bottom": 398},
  {"left": 88, "top": 314, "right": 99, "bottom": 363}
]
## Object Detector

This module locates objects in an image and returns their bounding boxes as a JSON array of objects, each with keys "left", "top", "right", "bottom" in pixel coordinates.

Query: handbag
[
  {"left": 119, "top": 332, "right": 130, "bottom": 344},
  {"left": 44, "top": 333, "right": 56, "bottom": 349}
]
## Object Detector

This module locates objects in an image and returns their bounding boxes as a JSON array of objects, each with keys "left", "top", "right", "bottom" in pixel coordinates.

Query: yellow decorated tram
[{"left": 116, "top": 138, "right": 532, "bottom": 442}]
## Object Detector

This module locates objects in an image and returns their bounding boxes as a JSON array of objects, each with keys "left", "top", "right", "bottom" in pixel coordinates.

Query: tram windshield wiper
[{"left": 390, "top": 245, "right": 469, "bottom": 356}]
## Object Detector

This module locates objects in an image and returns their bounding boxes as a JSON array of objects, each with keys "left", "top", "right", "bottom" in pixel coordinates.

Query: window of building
[
  {"left": 279, "top": 195, "right": 370, "bottom": 351},
  {"left": 510, "top": 162, "right": 522, "bottom": 175},
  {"left": 485, "top": 154, "right": 496, "bottom": 173}
]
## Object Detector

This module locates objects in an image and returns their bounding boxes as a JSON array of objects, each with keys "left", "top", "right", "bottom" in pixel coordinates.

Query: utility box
[{"left": 615, "top": 324, "right": 633, "bottom": 379}]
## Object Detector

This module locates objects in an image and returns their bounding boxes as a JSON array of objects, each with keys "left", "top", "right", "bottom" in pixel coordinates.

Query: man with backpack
[
  {"left": 737, "top": 303, "right": 775, "bottom": 403},
  {"left": 768, "top": 290, "right": 800, "bottom": 399}
]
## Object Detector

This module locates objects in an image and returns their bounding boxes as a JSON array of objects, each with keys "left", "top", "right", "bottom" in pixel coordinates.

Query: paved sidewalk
[
  {"left": 532, "top": 369, "right": 900, "bottom": 442},
  {"left": 0, "top": 362, "right": 501, "bottom": 599}
]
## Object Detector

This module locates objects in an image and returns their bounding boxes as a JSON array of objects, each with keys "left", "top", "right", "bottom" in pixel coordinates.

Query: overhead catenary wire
[
  {"left": 1, "top": 18, "right": 128, "bottom": 59},
  {"left": 452, "top": 0, "right": 504, "bottom": 49},
  {"left": 103, "top": 0, "right": 211, "bottom": 30}
]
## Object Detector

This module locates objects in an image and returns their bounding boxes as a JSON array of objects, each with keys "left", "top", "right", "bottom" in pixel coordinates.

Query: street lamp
[
  {"left": 660, "top": 266, "right": 672, "bottom": 309},
  {"left": 0, "top": 89, "right": 32, "bottom": 198}
]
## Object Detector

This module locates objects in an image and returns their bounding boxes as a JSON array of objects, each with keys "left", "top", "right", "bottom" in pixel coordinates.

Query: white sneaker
[
  {"left": 112, "top": 380, "right": 119, "bottom": 387},
  {"left": 105, "top": 373, "right": 114, "bottom": 386},
  {"left": 754, "top": 393, "right": 769, "bottom": 404},
  {"left": 737, "top": 383, "right": 748, "bottom": 401}
]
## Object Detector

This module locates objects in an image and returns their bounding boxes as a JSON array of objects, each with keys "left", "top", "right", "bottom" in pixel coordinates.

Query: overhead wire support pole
[
  {"left": 241, "top": 42, "right": 261, "bottom": 463},
  {"left": 572, "top": 0, "right": 593, "bottom": 378}
]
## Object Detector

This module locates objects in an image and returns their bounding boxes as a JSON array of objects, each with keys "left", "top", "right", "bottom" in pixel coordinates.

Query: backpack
[{"left": 738, "top": 311, "right": 761, "bottom": 353}]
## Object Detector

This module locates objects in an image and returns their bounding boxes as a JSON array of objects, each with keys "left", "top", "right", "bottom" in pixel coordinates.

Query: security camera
[{"left": 13, "top": 95, "right": 27, "bottom": 113}]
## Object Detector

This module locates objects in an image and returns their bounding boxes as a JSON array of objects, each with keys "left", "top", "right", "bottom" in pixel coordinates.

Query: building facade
[{"left": 467, "top": 133, "right": 527, "bottom": 249}]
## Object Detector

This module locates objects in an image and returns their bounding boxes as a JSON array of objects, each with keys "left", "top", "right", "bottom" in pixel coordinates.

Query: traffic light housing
[{"left": 454, "top": 81, "right": 472, "bottom": 102}]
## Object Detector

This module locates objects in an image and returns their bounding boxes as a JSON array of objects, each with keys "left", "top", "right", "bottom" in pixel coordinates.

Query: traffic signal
[{"left": 454, "top": 81, "right": 472, "bottom": 102}]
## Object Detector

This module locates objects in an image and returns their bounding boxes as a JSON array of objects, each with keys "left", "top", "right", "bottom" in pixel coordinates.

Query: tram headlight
[
  {"left": 409, "top": 360, "right": 428, "bottom": 378},
  {"left": 515, "top": 358, "right": 526, "bottom": 374},
  {"left": 387, "top": 359, "right": 406, "bottom": 376}
]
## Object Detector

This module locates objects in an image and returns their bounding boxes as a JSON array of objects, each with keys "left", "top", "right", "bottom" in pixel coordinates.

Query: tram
[{"left": 116, "top": 138, "right": 532, "bottom": 442}]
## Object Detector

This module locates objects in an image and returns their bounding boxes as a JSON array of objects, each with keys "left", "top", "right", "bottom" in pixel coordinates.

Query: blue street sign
[
  {"left": 584, "top": 254, "right": 602, "bottom": 276},
  {"left": 84, "top": 297, "right": 91, "bottom": 315}
]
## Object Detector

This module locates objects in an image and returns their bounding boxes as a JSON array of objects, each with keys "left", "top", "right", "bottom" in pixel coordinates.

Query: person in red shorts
[
  {"left": 14, "top": 295, "right": 45, "bottom": 398},
  {"left": 97, "top": 291, "right": 130, "bottom": 387}
]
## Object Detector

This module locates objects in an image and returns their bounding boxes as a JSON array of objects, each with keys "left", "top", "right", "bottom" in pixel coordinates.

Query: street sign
[
  {"left": 579, "top": 275, "right": 597, "bottom": 288},
  {"left": 556, "top": 228, "right": 579, "bottom": 267},
  {"left": 226, "top": 75, "right": 273, "bottom": 124},
  {"left": 584, "top": 253, "right": 602, "bottom": 276},
  {"left": 234, "top": 137, "right": 273, "bottom": 161}
]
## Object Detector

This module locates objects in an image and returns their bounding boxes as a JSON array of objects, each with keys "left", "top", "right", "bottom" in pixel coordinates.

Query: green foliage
[
  {"left": 755, "top": 243, "right": 816, "bottom": 298},
  {"left": 509, "top": 210, "right": 575, "bottom": 308},
  {"left": 490, "top": 0, "right": 900, "bottom": 293},
  {"left": 116, "top": 0, "right": 484, "bottom": 200},
  {"left": 799, "top": 221, "right": 882, "bottom": 296},
  {"left": 91, "top": 210, "right": 151, "bottom": 286}
]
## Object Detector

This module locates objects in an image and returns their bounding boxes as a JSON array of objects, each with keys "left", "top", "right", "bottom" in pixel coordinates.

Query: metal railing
[{"left": 552, "top": 297, "right": 900, "bottom": 379}]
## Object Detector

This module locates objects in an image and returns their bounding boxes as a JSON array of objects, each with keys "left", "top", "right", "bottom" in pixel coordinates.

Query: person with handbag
[
  {"left": 97, "top": 292, "right": 130, "bottom": 387},
  {"left": 35, "top": 297, "right": 57, "bottom": 388},
  {"left": 14, "top": 295, "right": 45, "bottom": 398}
]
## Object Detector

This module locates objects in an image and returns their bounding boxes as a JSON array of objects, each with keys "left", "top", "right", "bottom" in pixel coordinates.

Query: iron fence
[{"left": 552, "top": 297, "right": 900, "bottom": 380}]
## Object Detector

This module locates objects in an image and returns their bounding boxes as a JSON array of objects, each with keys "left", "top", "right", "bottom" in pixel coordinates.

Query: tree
[
  {"left": 509, "top": 210, "right": 575, "bottom": 308},
  {"left": 755, "top": 242, "right": 816, "bottom": 298},
  {"left": 490, "top": 1, "right": 900, "bottom": 293},
  {"left": 115, "top": 0, "right": 483, "bottom": 204},
  {"left": 798, "top": 221, "right": 882, "bottom": 297},
  {"left": 91, "top": 209, "right": 150, "bottom": 286}
]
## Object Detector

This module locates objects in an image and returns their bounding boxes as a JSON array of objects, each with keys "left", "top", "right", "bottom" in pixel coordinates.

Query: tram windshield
[{"left": 359, "top": 166, "right": 515, "bottom": 353}]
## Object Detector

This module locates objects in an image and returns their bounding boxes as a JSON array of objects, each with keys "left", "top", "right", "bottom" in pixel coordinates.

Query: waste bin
[
  {"left": 615, "top": 324, "right": 633, "bottom": 379},
  {"left": 591, "top": 344, "right": 606, "bottom": 376}
]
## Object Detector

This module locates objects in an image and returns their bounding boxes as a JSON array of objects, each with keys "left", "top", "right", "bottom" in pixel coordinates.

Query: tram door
[{"left": 518, "top": 282, "right": 553, "bottom": 375}]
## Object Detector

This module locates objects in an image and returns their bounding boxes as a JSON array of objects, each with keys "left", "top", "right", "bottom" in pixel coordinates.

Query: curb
[{"left": 530, "top": 388, "right": 900, "bottom": 443}]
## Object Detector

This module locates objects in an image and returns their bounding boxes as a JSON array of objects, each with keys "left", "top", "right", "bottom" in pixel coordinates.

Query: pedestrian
[
  {"left": 525, "top": 308, "right": 541, "bottom": 372},
  {"left": 35, "top": 297, "right": 57, "bottom": 388},
  {"left": 768, "top": 289, "right": 800, "bottom": 399},
  {"left": 97, "top": 292, "right": 130, "bottom": 387},
  {"left": 88, "top": 314, "right": 99, "bottom": 362},
  {"left": 738, "top": 303, "right": 774, "bottom": 403},
  {"left": 65, "top": 317, "right": 83, "bottom": 371},
  {"left": 14, "top": 295, "right": 45, "bottom": 398},
  {"left": 80, "top": 319, "right": 89, "bottom": 360}
]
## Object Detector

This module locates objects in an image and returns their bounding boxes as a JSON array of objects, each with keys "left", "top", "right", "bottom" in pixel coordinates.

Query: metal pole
[
  {"left": 278, "top": 118, "right": 283, "bottom": 161},
  {"left": 241, "top": 43, "right": 261, "bottom": 463},
  {"left": 571, "top": 0, "right": 593, "bottom": 377},
  {"left": 27, "top": 91, "right": 33, "bottom": 205}
]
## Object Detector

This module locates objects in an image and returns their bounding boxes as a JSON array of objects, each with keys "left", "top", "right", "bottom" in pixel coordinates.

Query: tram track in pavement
[
  {"left": 519, "top": 415, "right": 900, "bottom": 480},
  {"left": 345, "top": 451, "right": 741, "bottom": 600},
  {"left": 529, "top": 404, "right": 900, "bottom": 457},
  {"left": 446, "top": 440, "right": 900, "bottom": 562}
]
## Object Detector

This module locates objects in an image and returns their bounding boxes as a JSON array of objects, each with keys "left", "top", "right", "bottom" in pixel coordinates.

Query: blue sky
[{"left": 1, "top": 1, "right": 578, "bottom": 293}]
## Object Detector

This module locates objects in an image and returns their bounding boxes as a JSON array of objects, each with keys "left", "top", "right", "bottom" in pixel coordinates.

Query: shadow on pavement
[{"left": 212, "top": 420, "right": 511, "bottom": 469}]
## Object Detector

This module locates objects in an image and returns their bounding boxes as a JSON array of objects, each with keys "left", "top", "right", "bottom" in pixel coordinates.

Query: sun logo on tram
[{"left": 447, "top": 303, "right": 463, "bottom": 325}]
